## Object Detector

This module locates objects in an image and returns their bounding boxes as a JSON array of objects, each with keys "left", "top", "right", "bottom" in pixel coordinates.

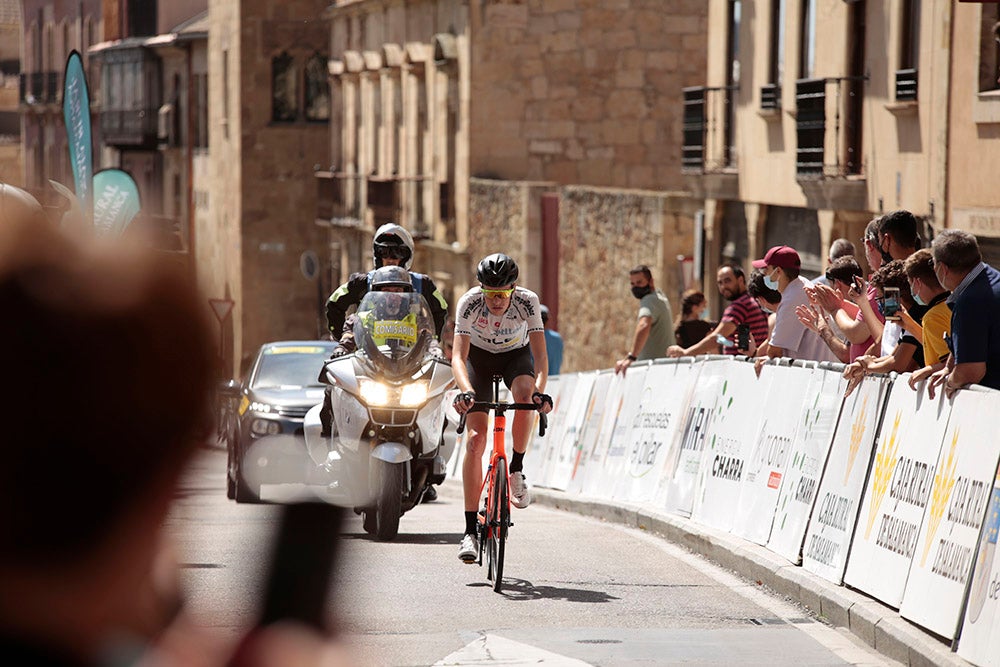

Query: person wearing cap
[
  {"left": 752, "top": 245, "right": 839, "bottom": 362},
  {"left": 540, "top": 304, "right": 563, "bottom": 375}
]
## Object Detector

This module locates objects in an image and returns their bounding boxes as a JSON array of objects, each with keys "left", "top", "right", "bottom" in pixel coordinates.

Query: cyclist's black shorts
[{"left": 466, "top": 344, "right": 535, "bottom": 413}]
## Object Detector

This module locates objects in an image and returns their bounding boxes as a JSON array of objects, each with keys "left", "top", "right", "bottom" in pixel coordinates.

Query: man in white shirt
[{"left": 752, "top": 245, "right": 839, "bottom": 362}]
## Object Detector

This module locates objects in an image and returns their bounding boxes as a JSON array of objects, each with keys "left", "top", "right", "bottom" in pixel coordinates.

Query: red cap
[{"left": 752, "top": 245, "right": 801, "bottom": 270}]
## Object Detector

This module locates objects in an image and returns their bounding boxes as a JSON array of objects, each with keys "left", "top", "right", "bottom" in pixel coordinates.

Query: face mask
[
  {"left": 631, "top": 285, "right": 652, "bottom": 299},
  {"left": 700, "top": 308, "right": 710, "bottom": 321},
  {"left": 761, "top": 305, "right": 774, "bottom": 314},
  {"left": 763, "top": 270, "right": 779, "bottom": 291},
  {"left": 912, "top": 293, "right": 926, "bottom": 306}
]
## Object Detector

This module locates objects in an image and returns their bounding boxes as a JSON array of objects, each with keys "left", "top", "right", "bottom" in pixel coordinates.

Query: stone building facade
[
  {"left": 322, "top": 0, "right": 709, "bottom": 372},
  {"left": 206, "top": 0, "right": 331, "bottom": 373},
  {"left": 0, "top": 0, "right": 22, "bottom": 186}
]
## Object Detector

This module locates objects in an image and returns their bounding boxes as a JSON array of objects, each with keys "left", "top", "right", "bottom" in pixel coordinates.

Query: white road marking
[{"left": 434, "top": 633, "right": 594, "bottom": 666}]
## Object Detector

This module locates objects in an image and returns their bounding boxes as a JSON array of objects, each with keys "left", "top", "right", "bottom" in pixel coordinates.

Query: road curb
[{"left": 529, "top": 486, "right": 974, "bottom": 667}]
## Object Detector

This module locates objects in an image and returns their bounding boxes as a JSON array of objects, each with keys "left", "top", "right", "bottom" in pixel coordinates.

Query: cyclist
[{"left": 451, "top": 253, "right": 553, "bottom": 563}]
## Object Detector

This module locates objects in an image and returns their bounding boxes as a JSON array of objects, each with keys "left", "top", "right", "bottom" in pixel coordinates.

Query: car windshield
[{"left": 251, "top": 344, "right": 333, "bottom": 389}]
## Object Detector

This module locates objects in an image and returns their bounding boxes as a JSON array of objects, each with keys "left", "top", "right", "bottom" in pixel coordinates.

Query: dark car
[{"left": 225, "top": 340, "right": 335, "bottom": 502}]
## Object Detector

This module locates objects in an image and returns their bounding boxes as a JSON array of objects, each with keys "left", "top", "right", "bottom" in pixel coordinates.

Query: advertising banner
[
  {"left": 613, "top": 362, "right": 696, "bottom": 504},
  {"left": 690, "top": 359, "right": 766, "bottom": 532},
  {"left": 93, "top": 169, "right": 142, "bottom": 236},
  {"left": 901, "top": 389, "right": 1000, "bottom": 639},
  {"left": 844, "top": 377, "right": 953, "bottom": 608},
  {"left": 958, "top": 455, "right": 1000, "bottom": 666},
  {"left": 62, "top": 50, "right": 93, "bottom": 218},
  {"left": 565, "top": 371, "right": 613, "bottom": 495},
  {"left": 768, "top": 367, "right": 847, "bottom": 563},
  {"left": 546, "top": 373, "right": 596, "bottom": 490},
  {"left": 534, "top": 374, "right": 576, "bottom": 487},
  {"left": 732, "top": 363, "right": 810, "bottom": 545},
  {"left": 522, "top": 376, "right": 562, "bottom": 484},
  {"left": 663, "top": 359, "right": 728, "bottom": 517},
  {"left": 596, "top": 365, "right": 649, "bottom": 500},
  {"left": 802, "top": 376, "right": 889, "bottom": 583},
  {"left": 580, "top": 371, "right": 631, "bottom": 499}
]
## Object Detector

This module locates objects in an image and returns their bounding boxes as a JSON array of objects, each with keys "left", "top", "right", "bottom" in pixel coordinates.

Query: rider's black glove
[
  {"left": 453, "top": 391, "right": 476, "bottom": 410},
  {"left": 330, "top": 345, "right": 349, "bottom": 358},
  {"left": 532, "top": 391, "right": 553, "bottom": 409}
]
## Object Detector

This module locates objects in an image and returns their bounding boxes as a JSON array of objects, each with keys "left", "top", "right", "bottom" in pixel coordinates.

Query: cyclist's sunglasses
[
  {"left": 481, "top": 286, "right": 515, "bottom": 299},
  {"left": 375, "top": 244, "right": 408, "bottom": 259}
]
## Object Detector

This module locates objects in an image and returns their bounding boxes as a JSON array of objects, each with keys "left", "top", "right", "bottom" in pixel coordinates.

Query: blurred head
[
  {"left": 825, "top": 256, "right": 863, "bottom": 298},
  {"left": 878, "top": 209, "right": 921, "bottom": 260},
  {"left": 747, "top": 269, "right": 782, "bottom": 312},
  {"left": 863, "top": 218, "right": 884, "bottom": 272},
  {"left": 680, "top": 290, "right": 707, "bottom": 318},
  {"left": 932, "top": 230, "right": 982, "bottom": 291},
  {"left": 0, "top": 211, "right": 215, "bottom": 570},
  {"left": 716, "top": 264, "right": 747, "bottom": 301},
  {"left": 372, "top": 223, "right": 414, "bottom": 269},
  {"left": 540, "top": 304, "right": 550, "bottom": 326},
  {"left": 828, "top": 237, "right": 856, "bottom": 263},
  {"left": 903, "top": 248, "right": 945, "bottom": 305},
  {"left": 870, "top": 259, "right": 914, "bottom": 309}
]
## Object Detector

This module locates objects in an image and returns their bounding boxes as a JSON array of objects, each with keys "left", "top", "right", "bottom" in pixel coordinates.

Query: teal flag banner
[
  {"left": 93, "top": 169, "right": 142, "bottom": 236},
  {"left": 62, "top": 50, "right": 93, "bottom": 220}
]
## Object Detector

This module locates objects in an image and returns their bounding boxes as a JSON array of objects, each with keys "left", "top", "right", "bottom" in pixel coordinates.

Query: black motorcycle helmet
[
  {"left": 476, "top": 253, "right": 519, "bottom": 288},
  {"left": 370, "top": 265, "right": 414, "bottom": 292}
]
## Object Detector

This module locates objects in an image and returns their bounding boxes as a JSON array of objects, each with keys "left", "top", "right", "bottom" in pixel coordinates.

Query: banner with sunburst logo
[
  {"left": 844, "top": 377, "right": 953, "bottom": 609},
  {"left": 900, "top": 388, "right": 1000, "bottom": 640},
  {"left": 802, "top": 375, "right": 890, "bottom": 584}
]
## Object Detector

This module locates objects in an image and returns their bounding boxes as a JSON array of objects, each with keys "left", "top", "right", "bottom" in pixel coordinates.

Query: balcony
[
  {"left": 19, "top": 71, "right": 61, "bottom": 105},
  {"left": 101, "top": 108, "right": 159, "bottom": 147},
  {"left": 794, "top": 77, "right": 867, "bottom": 210},
  {"left": 681, "top": 85, "right": 739, "bottom": 200}
]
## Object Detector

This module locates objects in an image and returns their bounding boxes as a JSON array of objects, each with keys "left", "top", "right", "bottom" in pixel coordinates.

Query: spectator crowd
[{"left": 623, "top": 209, "right": 1000, "bottom": 397}]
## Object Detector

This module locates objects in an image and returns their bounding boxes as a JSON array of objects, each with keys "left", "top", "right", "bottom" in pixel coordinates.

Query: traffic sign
[{"left": 209, "top": 298, "right": 234, "bottom": 322}]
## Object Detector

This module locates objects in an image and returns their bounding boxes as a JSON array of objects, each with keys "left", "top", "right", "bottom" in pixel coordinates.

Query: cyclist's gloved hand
[
  {"left": 453, "top": 391, "right": 476, "bottom": 414},
  {"left": 329, "top": 345, "right": 348, "bottom": 359},
  {"left": 532, "top": 391, "right": 553, "bottom": 413}
]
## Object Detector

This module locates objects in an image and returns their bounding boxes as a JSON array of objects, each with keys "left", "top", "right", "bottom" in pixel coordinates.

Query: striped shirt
[{"left": 720, "top": 292, "right": 769, "bottom": 356}]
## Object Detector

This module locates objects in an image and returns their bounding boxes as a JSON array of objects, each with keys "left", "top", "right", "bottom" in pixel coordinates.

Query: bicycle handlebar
[{"left": 456, "top": 402, "right": 548, "bottom": 438}]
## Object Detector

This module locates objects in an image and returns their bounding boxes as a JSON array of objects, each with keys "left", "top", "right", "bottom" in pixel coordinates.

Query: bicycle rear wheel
[{"left": 487, "top": 458, "right": 509, "bottom": 592}]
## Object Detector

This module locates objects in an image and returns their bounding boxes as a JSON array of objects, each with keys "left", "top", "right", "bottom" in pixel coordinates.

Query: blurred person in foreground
[
  {"left": 0, "top": 207, "right": 350, "bottom": 666},
  {"left": 914, "top": 230, "right": 1000, "bottom": 398},
  {"left": 667, "top": 264, "right": 768, "bottom": 359}
]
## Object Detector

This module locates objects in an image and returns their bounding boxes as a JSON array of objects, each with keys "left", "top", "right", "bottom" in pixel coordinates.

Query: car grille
[
  {"left": 370, "top": 408, "right": 417, "bottom": 426},
  {"left": 276, "top": 405, "right": 309, "bottom": 418}
]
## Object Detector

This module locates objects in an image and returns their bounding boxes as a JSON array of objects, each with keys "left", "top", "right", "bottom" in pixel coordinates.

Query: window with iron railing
[
  {"left": 100, "top": 47, "right": 161, "bottom": 146},
  {"left": 795, "top": 76, "right": 865, "bottom": 178},
  {"left": 682, "top": 86, "right": 706, "bottom": 172}
]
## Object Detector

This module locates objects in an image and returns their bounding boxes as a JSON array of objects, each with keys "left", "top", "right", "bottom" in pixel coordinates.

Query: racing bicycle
[{"left": 457, "top": 375, "right": 547, "bottom": 593}]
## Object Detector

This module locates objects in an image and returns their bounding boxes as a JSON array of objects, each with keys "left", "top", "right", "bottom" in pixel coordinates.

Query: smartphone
[
  {"left": 852, "top": 275, "right": 866, "bottom": 294},
  {"left": 258, "top": 502, "right": 344, "bottom": 630},
  {"left": 736, "top": 323, "right": 751, "bottom": 350},
  {"left": 882, "top": 286, "right": 900, "bottom": 319}
]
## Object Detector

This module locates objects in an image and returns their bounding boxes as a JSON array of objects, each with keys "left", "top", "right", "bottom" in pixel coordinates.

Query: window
[
  {"left": 762, "top": 0, "right": 785, "bottom": 109},
  {"left": 195, "top": 73, "right": 208, "bottom": 148},
  {"left": 304, "top": 52, "right": 329, "bottom": 121},
  {"left": 799, "top": 0, "right": 816, "bottom": 79},
  {"left": 896, "top": 0, "right": 920, "bottom": 101},
  {"left": 724, "top": 0, "right": 741, "bottom": 167},
  {"left": 980, "top": 4, "right": 1000, "bottom": 93},
  {"left": 272, "top": 51, "right": 298, "bottom": 122}
]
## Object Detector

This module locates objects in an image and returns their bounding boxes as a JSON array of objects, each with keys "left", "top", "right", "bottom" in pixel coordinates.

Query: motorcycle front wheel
[{"left": 372, "top": 458, "right": 404, "bottom": 541}]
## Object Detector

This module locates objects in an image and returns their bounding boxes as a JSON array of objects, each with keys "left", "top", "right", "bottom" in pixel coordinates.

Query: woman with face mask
[{"left": 673, "top": 290, "right": 715, "bottom": 349}]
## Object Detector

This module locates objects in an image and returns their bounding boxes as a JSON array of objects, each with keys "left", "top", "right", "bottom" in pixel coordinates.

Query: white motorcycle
[{"left": 304, "top": 290, "right": 454, "bottom": 540}]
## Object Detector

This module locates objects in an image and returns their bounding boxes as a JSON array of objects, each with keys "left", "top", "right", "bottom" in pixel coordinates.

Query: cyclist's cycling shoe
[
  {"left": 458, "top": 533, "right": 479, "bottom": 563},
  {"left": 510, "top": 472, "right": 531, "bottom": 508}
]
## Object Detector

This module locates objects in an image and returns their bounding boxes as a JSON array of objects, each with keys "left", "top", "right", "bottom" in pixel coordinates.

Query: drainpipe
[
  {"left": 940, "top": 0, "right": 954, "bottom": 231},
  {"left": 186, "top": 42, "right": 196, "bottom": 275}
]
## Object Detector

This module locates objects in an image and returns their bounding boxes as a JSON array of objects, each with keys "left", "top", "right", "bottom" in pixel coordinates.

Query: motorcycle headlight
[
  {"left": 251, "top": 418, "right": 282, "bottom": 436},
  {"left": 358, "top": 379, "right": 390, "bottom": 406},
  {"left": 399, "top": 381, "right": 429, "bottom": 407},
  {"left": 249, "top": 401, "right": 273, "bottom": 414}
]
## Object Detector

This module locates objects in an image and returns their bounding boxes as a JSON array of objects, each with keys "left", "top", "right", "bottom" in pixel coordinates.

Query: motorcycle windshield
[{"left": 353, "top": 291, "right": 435, "bottom": 377}]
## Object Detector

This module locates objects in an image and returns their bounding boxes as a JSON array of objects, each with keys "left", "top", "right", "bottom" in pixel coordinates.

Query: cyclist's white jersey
[{"left": 454, "top": 286, "right": 544, "bottom": 353}]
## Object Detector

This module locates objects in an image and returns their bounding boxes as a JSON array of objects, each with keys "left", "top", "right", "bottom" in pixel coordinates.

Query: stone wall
[
  {"left": 470, "top": 0, "right": 708, "bottom": 191},
  {"left": 470, "top": 178, "right": 699, "bottom": 373}
]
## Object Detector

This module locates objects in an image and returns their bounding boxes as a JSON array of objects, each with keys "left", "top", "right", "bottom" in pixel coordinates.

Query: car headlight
[
  {"left": 250, "top": 418, "right": 282, "bottom": 436},
  {"left": 399, "top": 381, "right": 429, "bottom": 407},
  {"left": 249, "top": 401, "right": 273, "bottom": 413},
  {"left": 359, "top": 379, "right": 390, "bottom": 406}
]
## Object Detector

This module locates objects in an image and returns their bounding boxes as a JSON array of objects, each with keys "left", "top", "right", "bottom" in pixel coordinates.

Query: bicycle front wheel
[{"left": 487, "top": 458, "right": 509, "bottom": 592}]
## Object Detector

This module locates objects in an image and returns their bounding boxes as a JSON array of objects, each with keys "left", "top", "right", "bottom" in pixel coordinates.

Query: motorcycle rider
[{"left": 451, "top": 253, "right": 554, "bottom": 563}]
